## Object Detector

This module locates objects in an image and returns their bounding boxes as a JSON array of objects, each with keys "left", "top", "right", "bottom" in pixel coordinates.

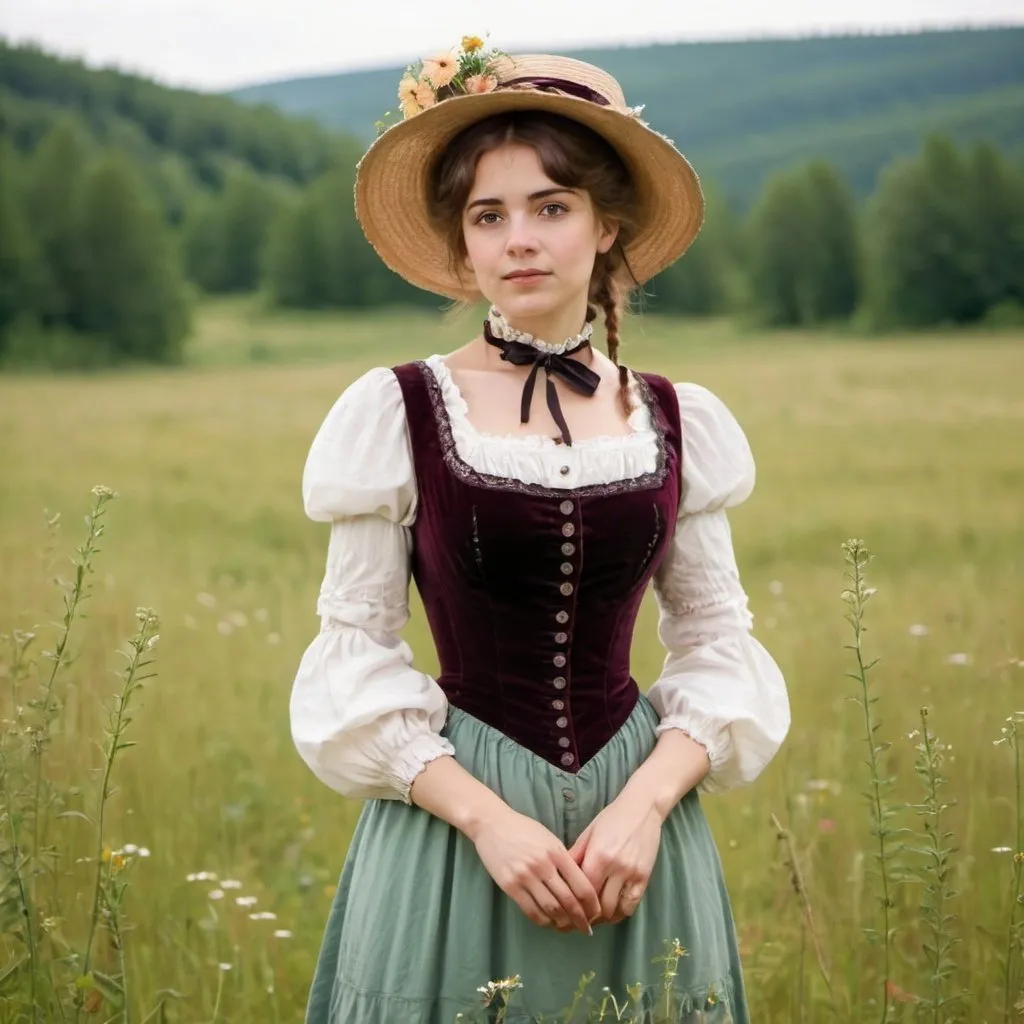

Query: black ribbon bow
[{"left": 482, "top": 318, "right": 600, "bottom": 447}]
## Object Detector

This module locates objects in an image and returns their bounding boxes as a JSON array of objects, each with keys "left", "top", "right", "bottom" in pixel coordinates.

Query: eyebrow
[{"left": 466, "top": 187, "right": 578, "bottom": 211}]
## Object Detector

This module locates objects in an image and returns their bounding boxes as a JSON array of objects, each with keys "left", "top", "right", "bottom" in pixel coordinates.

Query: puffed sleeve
[
  {"left": 646, "top": 383, "right": 790, "bottom": 793},
  {"left": 289, "top": 367, "right": 455, "bottom": 803}
]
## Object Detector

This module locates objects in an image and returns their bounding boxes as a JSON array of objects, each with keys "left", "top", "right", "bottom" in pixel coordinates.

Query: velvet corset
[{"left": 392, "top": 362, "right": 683, "bottom": 773}]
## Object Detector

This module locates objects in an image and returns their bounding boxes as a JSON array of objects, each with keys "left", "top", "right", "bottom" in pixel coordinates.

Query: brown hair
[{"left": 428, "top": 111, "right": 640, "bottom": 412}]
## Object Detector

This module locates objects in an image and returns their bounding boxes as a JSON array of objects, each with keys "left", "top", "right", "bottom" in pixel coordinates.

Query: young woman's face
[{"left": 462, "top": 142, "right": 617, "bottom": 326}]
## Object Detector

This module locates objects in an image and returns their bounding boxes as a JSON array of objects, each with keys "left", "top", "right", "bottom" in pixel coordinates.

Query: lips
[{"left": 503, "top": 270, "right": 550, "bottom": 280}]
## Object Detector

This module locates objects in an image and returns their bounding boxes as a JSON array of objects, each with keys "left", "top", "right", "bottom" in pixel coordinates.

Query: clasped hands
[{"left": 472, "top": 796, "right": 663, "bottom": 934}]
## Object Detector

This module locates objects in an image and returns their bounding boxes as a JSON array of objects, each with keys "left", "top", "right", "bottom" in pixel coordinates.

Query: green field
[{"left": 1, "top": 302, "right": 1023, "bottom": 1021}]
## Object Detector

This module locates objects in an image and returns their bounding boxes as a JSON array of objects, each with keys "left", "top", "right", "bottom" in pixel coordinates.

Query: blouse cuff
[
  {"left": 653, "top": 714, "right": 733, "bottom": 789},
  {"left": 388, "top": 733, "right": 457, "bottom": 804}
]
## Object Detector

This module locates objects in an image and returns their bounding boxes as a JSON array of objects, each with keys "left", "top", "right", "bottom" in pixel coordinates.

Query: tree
[
  {"left": 23, "top": 117, "right": 90, "bottom": 323},
  {"left": 969, "top": 141, "right": 1024, "bottom": 312},
  {"left": 0, "top": 142, "right": 47, "bottom": 352},
  {"left": 746, "top": 161, "right": 861, "bottom": 326},
  {"left": 864, "top": 134, "right": 983, "bottom": 327},
  {"left": 217, "top": 169, "right": 286, "bottom": 292},
  {"left": 74, "top": 152, "right": 190, "bottom": 362}
]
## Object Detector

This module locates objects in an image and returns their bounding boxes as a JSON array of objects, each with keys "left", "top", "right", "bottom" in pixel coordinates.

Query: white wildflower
[
  {"left": 208, "top": 889, "right": 225, "bottom": 900},
  {"left": 273, "top": 929, "right": 293, "bottom": 939},
  {"left": 946, "top": 652, "right": 971, "bottom": 666},
  {"left": 235, "top": 895, "right": 258, "bottom": 907},
  {"left": 122, "top": 843, "right": 139, "bottom": 854},
  {"left": 992, "top": 846, "right": 1013, "bottom": 854},
  {"left": 138, "top": 847, "right": 150, "bottom": 858},
  {"left": 218, "top": 962, "right": 232, "bottom": 972},
  {"left": 908, "top": 624, "right": 929, "bottom": 637},
  {"left": 768, "top": 580, "right": 783, "bottom": 596},
  {"left": 220, "top": 879, "right": 243, "bottom": 889},
  {"left": 249, "top": 911, "right": 277, "bottom": 921}
]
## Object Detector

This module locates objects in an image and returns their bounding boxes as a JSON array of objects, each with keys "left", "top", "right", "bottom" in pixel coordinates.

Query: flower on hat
[
  {"left": 462, "top": 36, "right": 485, "bottom": 53},
  {"left": 398, "top": 75, "right": 421, "bottom": 119},
  {"left": 464, "top": 73, "right": 497, "bottom": 94},
  {"left": 414, "top": 80, "right": 437, "bottom": 110},
  {"left": 422, "top": 50, "right": 460, "bottom": 89}
]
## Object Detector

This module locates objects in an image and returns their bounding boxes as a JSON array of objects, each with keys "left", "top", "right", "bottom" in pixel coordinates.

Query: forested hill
[
  {"left": 0, "top": 40, "right": 356, "bottom": 222},
  {"left": 231, "top": 27, "right": 1024, "bottom": 205}
]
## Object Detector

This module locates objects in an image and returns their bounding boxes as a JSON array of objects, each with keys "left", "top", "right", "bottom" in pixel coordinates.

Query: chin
[{"left": 494, "top": 289, "right": 560, "bottom": 321}]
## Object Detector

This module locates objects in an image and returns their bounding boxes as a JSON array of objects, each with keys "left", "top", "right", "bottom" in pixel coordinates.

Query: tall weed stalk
[{"left": 841, "top": 540, "right": 902, "bottom": 1023}]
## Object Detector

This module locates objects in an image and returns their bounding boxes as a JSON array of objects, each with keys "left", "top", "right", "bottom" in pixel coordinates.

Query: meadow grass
[{"left": 1, "top": 299, "right": 1022, "bottom": 1021}]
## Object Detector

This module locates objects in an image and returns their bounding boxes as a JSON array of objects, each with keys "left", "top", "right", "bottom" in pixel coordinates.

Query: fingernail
[{"left": 586, "top": 923, "right": 593, "bottom": 936}]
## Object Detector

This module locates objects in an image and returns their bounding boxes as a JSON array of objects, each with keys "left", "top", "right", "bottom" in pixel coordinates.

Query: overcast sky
[{"left": 2, "top": 0, "right": 1022, "bottom": 91}]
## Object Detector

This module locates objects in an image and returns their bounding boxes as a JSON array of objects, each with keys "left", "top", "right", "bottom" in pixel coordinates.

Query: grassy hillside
[{"left": 231, "top": 27, "right": 1024, "bottom": 204}]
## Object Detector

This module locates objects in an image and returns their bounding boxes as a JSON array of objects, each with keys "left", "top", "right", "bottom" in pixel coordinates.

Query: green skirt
[{"left": 305, "top": 696, "right": 748, "bottom": 1023}]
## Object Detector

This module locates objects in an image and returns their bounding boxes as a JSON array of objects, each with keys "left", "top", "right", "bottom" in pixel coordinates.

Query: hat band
[{"left": 500, "top": 76, "right": 612, "bottom": 108}]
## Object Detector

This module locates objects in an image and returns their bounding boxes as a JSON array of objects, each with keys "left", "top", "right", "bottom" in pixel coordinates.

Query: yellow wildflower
[
  {"left": 422, "top": 49, "right": 460, "bottom": 89},
  {"left": 462, "top": 36, "right": 485, "bottom": 53}
]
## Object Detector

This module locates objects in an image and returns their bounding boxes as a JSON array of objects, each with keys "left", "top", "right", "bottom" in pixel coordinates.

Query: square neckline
[
  {"left": 413, "top": 357, "right": 671, "bottom": 499},
  {"left": 424, "top": 353, "right": 656, "bottom": 450}
]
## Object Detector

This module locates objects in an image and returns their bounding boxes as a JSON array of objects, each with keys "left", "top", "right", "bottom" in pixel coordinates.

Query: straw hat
[{"left": 354, "top": 51, "right": 704, "bottom": 302}]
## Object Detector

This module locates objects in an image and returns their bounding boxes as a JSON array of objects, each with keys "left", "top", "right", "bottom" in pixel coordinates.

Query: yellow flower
[
  {"left": 398, "top": 74, "right": 421, "bottom": 119},
  {"left": 462, "top": 35, "right": 485, "bottom": 53},
  {"left": 464, "top": 73, "right": 497, "bottom": 94},
  {"left": 422, "top": 49, "right": 460, "bottom": 89},
  {"left": 414, "top": 80, "right": 437, "bottom": 110}
]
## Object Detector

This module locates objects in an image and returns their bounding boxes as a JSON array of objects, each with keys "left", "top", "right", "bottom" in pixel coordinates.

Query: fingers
[
  {"left": 553, "top": 849, "right": 602, "bottom": 925},
  {"left": 599, "top": 873, "right": 626, "bottom": 922},
  {"left": 515, "top": 886, "right": 562, "bottom": 929},
  {"left": 522, "top": 877, "right": 572, "bottom": 931},
  {"left": 542, "top": 870, "right": 594, "bottom": 935}
]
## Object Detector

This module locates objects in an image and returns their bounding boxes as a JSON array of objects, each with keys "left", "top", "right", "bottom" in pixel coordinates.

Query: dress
[{"left": 290, "top": 355, "right": 790, "bottom": 1023}]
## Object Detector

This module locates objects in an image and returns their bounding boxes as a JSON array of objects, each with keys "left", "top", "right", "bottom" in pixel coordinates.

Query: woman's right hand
[{"left": 471, "top": 808, "right": 601, "bottom": 934}]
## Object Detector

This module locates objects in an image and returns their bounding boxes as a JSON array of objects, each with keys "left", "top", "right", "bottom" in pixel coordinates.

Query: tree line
[{"left": 2, "top": 116, "right": 1023, "bottom": 369}]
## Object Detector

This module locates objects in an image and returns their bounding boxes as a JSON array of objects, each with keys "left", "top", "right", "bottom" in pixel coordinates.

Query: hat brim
[{"left": 354, "top": 90, "right": 704, "bottom": 303}]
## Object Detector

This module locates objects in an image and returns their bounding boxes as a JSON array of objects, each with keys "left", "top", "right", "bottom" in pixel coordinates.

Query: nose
[{"left": 504, "top": 213, "right": 539, "bottom": 258}]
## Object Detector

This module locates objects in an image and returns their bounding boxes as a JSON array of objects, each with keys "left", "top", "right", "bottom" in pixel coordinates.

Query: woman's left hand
[{"left": 567, "top": 798, "right": 663, "bottom": 926}]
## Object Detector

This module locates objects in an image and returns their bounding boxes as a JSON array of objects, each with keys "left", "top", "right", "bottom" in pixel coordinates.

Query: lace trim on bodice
[{"left": 415, "top": 360, "right": 670, "bottom": 498}]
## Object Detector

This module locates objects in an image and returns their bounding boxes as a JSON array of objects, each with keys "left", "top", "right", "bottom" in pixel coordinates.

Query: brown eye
[{"left": 540, "top": 203, "right": 569, "bottom": 217}]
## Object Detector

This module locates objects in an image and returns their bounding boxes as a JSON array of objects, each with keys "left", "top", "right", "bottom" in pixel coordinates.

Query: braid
[{"left": 590, "top": 251, "right": 632, "bottom": 415}]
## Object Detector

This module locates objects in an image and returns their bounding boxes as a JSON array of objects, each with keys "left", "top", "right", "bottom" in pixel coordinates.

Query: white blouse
[{"left": 290, "top": 355, "right": 790, "bottom": 804}]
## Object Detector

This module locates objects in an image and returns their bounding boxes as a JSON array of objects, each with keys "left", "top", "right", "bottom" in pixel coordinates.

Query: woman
[{"left": 290, "top": 45, "right": 790, "bottom": 1023}]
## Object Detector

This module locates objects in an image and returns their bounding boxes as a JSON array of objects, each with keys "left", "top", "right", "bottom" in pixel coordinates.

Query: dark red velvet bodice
[{"left": 392, "top": 361, "right": 682, "bottom": 773}]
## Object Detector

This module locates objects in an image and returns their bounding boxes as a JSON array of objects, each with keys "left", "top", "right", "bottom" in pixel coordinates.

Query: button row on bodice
[{"left": 554, "top": 499, "right": 577, "bottom": 768}]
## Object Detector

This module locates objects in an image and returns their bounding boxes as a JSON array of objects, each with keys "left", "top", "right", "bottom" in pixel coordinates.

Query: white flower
[
  {"left": 187, "top": 870, "right": 218, "bottom": 882},
  {"left": 946, "top": 652, "right": 971, "bottom": 666},
  {"left": 220, "top": 879, "right": 243, "bottom": 889},
  {"left": 908, "top": 624, "right": 929, "bottom": 637},
  {"left": 122, "top": 843, "right": 139, "bottom": 854},
  {"left": 768, "top": 580, "right": 784, "bottom": 596},
  {"left": 273, "top": 929, "right": 293, "bottom": 939},
  {"left": 992, "top": 846, "right": 1013, "bottom": 854},
  {"left": 208, "top": 889, "right": 225, "bottom": 900},
  {"left": 146, "top": 634, "right": 160, "bottom": 650},
  {"left": 218, "top": 962, "right": 232, "bottom": 972},
  {"left": 138, "top": 847, "right": 150, "bottom": 858},
  {"left": 235, "top": 895, "right": 258, "bottom": 907},
  {"left": 196, "top": 592, "right": 217, "bottom": 608},
  {"left": 249, "top": 911, "right": 277, "bottom": 920}
]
